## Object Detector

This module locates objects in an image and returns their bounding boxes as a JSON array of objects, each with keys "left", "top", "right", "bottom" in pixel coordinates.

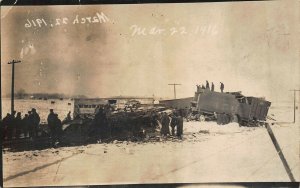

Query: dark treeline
[{"left": 4, "top": 89, "right": 87, "bottom": 100}]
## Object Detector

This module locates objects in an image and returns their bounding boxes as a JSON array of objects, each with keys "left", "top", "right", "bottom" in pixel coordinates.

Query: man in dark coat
[
  {"left": 150, "top": 111, "right": 159, "bottom": 128},
  {"left": 211, "top": 82, "right": 215, "bottom": 92},
  {"left": 176, "top": 115, "right": 184, "bottom": 139},
  {"left": 28, "top": 111, "right": 34, "bottom": 138},
  {"left": 7, "top": 111, "right": 16, "bottom": 140},
  {"left": 170, "top": 114, "right": 177, "bottom": 136},
  {"left": 0, "top": 119, "right": 2, "bottom": 142},
  {"left": 2, "top": 113, "right": 12, "bottom": 140},
  {"left": 67, "top": 111, "right": 71, "bottom": 120},
  {"left": 30, "top": 108, "right": 40, "bottom": 138},
  {"left": 54, "top": 114, "right": 63, "bottom": 143},
  {"left": 62, "top": 111, "right": 72, "bottom": 124},
  {"left": 47, "top": 109, "right": 57, "bottom": 142},
  {"left": 22, "top": 114, "right": 30, "bottom": 138},
  {"left": 15, "top": 112, "right": 22, "bottom": 139},
  {"left": 161, "top": 112, "right": 170, "bottom": 137},
  {"left": 92, "top": 107, "right": 108, "bottom": 140},
  {"left": 206, "top": 80, "right": 210, "bottom": 90},
  {"left": 220, "top": 82, "right": 224, "bottom": 93}
]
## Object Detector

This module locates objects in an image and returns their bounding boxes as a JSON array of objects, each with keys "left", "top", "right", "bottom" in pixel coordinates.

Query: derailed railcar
[
  {"left": 191, "top": 88, "right": 271, "bottom": 126},
  {"left": 73, "top": 98, "right": 108, "bottom": 118}
]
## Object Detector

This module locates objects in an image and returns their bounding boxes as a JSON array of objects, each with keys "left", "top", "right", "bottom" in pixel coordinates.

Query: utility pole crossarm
[
  {"left": 168, "top": 83, "right": 181, "bottom": 99},
  {"left": 7, "top": 60, "right": 21, "bottom": 64}
]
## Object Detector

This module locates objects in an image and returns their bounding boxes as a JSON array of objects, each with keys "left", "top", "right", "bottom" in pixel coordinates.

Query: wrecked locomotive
[{"left": 191, "top": 88, "right": 271, "bottom": 126}]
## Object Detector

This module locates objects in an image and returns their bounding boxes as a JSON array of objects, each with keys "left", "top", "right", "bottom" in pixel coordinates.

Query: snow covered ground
[{"left": 3, "top": 120, "right": 299, "bottom": 187}]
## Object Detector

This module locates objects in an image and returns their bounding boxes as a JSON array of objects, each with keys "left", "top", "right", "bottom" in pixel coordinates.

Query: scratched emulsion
[
  {"left": 1, "top": 2, "right": 299, "bottom": 100},
  {"left": 1, "top": 2, "right": 300, "bottom": 186}
]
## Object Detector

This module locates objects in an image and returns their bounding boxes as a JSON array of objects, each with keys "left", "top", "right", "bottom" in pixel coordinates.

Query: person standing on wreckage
[
  {"left": 220, "top": 82, "right": 224, "bottom": 93},
  {"left": 206, "top": 80, "right": 210, "bottom": 90}
]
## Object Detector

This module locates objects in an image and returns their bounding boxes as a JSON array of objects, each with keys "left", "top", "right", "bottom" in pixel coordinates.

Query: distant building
[
  {"left": 73, "top": 98, "right": 107, "bottom": 118},
  {"left": 105, "top": 96, "right": 154, "bottom": 109},
  {"left": 73, "top": 96, "right": 155, "bottom": 117}
]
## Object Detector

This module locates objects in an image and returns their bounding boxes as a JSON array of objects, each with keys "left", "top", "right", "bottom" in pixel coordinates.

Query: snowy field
[
  {"left": 2, "top": 100, "right": 300, "bottom": 186},
  {"left": 3, "top": 123, "right": 299, "bottom": 186},
  {"left": 2, "top": 99, "right": 74, "bottom": 123}
]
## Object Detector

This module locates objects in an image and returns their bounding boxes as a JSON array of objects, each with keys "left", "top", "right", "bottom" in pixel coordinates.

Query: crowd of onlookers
[
  {"left": 2, "top": 108, "right": 41, "bottom": 140},
  {"left": 1, "top": 108, "right": 72, "bottom": 142},
  {"left": 1, "top": 105, "right": 187, "bottom": 144}
]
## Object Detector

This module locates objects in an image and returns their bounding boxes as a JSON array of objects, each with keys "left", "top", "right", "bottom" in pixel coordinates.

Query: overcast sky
[{"left": 1, "top": 1, "right": 299, "bottom": 101}]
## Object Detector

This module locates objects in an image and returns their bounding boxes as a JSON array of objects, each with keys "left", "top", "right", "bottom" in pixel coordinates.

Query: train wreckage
[
  {"left": 3, "top": 86, "right": 271, "bottom": 150},
  {"left": 190, "top": 87, "right": 271, "bottom": 126}
]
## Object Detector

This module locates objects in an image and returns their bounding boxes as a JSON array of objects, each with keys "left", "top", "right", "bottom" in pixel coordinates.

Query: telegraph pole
[
  {"left": 289, "top": 89, "right": 300, "bottom": 123},
  {"left": 0, "top": 60, "right": 2, "bottom": 120},
  {"left": 8, "top": 60, "right": 21, "bottom": 114},
  {"left": 264, "top": 89, "right": 299, "bottom": 182},
  {"left": 168, "top": 83, "right": 181, "bottom": 99},
  {"left": 265, "top": 123, "right": 295, "bottom": 182}
]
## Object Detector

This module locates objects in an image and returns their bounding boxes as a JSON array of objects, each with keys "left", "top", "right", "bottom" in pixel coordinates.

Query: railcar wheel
[
  {"left": 239, "top": 120, "right": 249, "bottom": 127},
  {"left": 224, "top": 114, "right": 231, "bottom": 124},
  {"left": 216, "top": 113, "right": 222, "bottom": 125}
]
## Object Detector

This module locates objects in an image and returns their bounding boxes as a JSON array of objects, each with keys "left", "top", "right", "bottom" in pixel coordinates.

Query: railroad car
[{"left": 191, "top": 88, "right": 271, "bottom": 126}]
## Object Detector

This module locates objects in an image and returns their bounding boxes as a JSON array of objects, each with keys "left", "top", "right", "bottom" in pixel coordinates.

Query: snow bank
[{"left": 184, "top": 121, "right": 245, "bottom": 135}]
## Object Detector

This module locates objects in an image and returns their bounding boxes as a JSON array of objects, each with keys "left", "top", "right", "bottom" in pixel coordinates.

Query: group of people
[
  {"left": 1, "top": 108, "right": 72, "bottom": 143},
  {"left": 196, "top": 81, "right": 225, "bottom": 93},
  {"left": 160, "top": 112, "right": 184, "bottom": 139},
  {"left": 2, "top": 105, "right": 186, "bottom": 143},
  {"left": 2, "top": 108, "right": 40, "bottom": 140}
]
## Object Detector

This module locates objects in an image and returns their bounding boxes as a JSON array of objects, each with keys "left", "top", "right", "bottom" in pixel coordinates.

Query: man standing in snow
[
  {"left": 161, "top": 112, "right": 170, "bottom": 137},
  {"left": 2, "top": 113, "right": 12, "bottom": 140},
  {"left": 176, "top": 115, "right": 184, "bottom": 139},
  {"left": 31, "top": 108, "right": 40, "bottom": 138},
  {"left": 170, "top": 113, "right": 177, "bottom": 136},
  {"left": 47, "top": 109, "right": 57, "bottom": 143}
]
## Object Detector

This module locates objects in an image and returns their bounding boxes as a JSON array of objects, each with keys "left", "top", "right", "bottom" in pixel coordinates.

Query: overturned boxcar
[{"left": 191, "top": 88, "right": 271, "bottom": 126}]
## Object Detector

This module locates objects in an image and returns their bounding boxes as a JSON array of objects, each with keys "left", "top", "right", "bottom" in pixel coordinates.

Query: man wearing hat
[
  {"left": 48, "top": 109, "right": 57, "bottom": 143},
  {"left": 176, "top": 115, "right": 184, "bottom": 139},
  {"left": 30, "top": 108, "right": 40, "bottom": 138}
]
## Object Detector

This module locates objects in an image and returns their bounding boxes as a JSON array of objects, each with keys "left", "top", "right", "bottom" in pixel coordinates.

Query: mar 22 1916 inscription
[{"left": 24, "top": 12, "right": 110, "bottom": 28}]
